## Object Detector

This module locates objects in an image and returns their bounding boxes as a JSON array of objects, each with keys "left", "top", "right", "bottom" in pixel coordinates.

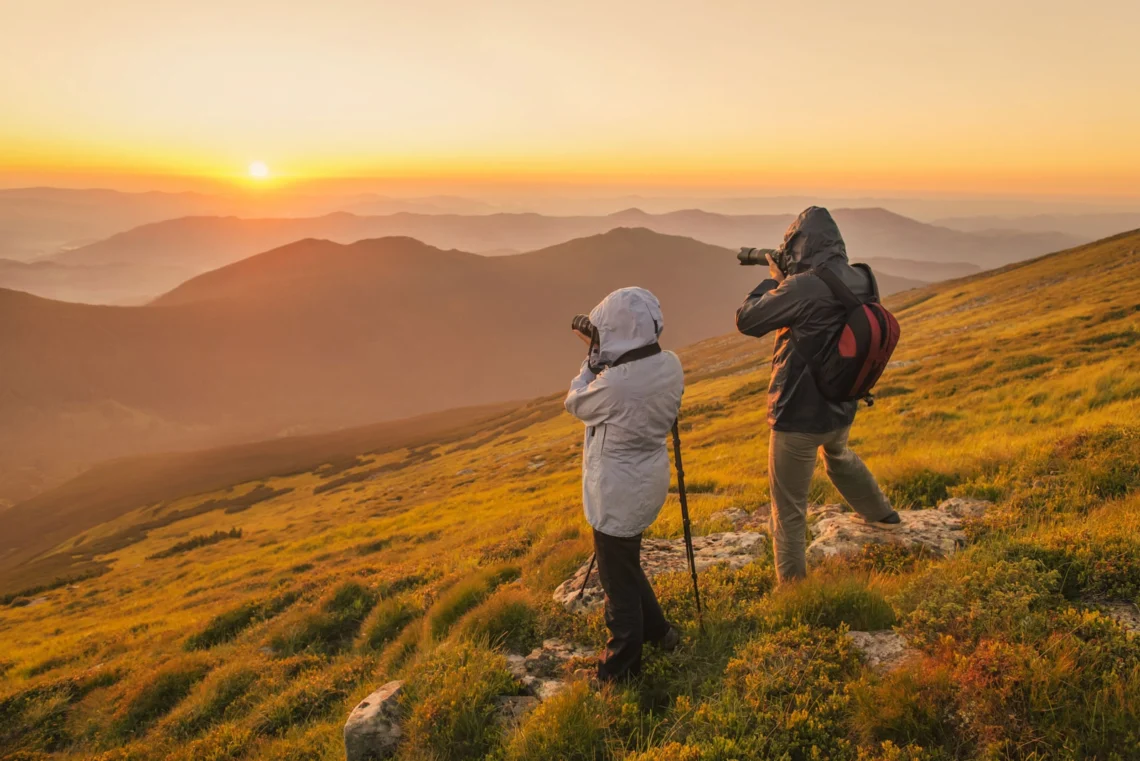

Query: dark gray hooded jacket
[{"left": 735, "top": 206, "right": 879, "bottom": 433}]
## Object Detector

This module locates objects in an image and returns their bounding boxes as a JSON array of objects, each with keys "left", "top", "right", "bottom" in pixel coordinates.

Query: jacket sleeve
[
  {"left": 564, "top": 360, "right": 617, "bottom": 426},
  {"left": 735, "top": 277, "right": 810, "bottom": 338}
]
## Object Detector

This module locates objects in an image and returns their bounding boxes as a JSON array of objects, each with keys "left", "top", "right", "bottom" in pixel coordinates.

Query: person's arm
[
  {"left": 564, "top": 361, "right": 617, "bottom": 426},
  {"left": 735, "top": 276, "right": 809, "bottom": 338}
]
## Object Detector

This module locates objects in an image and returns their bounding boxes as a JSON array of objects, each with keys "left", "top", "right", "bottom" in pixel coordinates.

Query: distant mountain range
[
  {"left": 933, "top": 212, "right": 1140, "bottom": 240},
  {"left": 0, "top": 228, "right": 922, "bottom": 506},
  {"left": 1, "top": 206, "right": 1076, "bottom": 304}
]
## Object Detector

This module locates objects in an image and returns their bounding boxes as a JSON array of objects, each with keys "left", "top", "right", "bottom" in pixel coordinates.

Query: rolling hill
[
  {"left": 20, "top": 207, "right": 1077, "bottom": 304},
  {"left": 0, "top": 231, "right": 1136, "bottom": 761},
  {"left": 0, "top": 228, "right": 922, "bottom": 506}
]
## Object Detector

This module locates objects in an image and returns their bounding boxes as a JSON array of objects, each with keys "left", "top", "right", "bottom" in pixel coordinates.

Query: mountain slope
[
  {"left": 29, "top": 207, "right": 1079, "bottom": 304},
  {"left": 0, "top": 231, "right": 1136, "bottom": 761},
  {"left": 0, "top": 228, "right": 921, "bottom": 505}
]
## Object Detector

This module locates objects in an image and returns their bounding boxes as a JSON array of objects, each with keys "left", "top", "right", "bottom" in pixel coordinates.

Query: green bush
[
  {"left": 1, "top": 670, "right": 119, "bottom": 753},
  {"left": 852, "top": 658, "right": 966, "bottom": 756},
  {"left": 272, "top": 581, "right": 378, "bottom": 655},
  {"left": 759, "top": 573, "right": 897, "bottom": 631},
  {"left": 399, "top": 642, "right": 519, "bottom": 760},
  {"left": 886, "top": 469, "right": 959, "bottom": 509},
  {"left": 110, "top": 658, "right": 212, "bottom": 739},
  {"left": 892, "top": 558, "right": 1059, "bottom": 649},
  {"left": 455, "top": 587, "right": 540, "bottom": 653},
  {"left": 164, "top": 663, "right": 260, "bottom": 739},
  {"left": 689, "top": 625, "right": 863, "bottom": 760},
  {"left": 359, "top": 596, "right": 419, "bottom": 652},
  {"left": 502, "top": 681, "right": 614, "bottom": 761},
  {"left": 426, "top": 565, "right": 520, "bottom": 641},
  {"left": 185, "top": 590, "right": 299, "bottom": 650}
]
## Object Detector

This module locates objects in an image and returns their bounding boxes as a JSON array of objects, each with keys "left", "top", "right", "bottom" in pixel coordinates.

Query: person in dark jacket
[{"left": 736, "top": 206, "right": 900, "bottom": 583}]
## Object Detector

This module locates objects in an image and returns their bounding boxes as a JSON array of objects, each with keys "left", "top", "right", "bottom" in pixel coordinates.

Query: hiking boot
[
  {"left": 872, "top": 510, "right": 902, "bottom": 526},
  {"left": 655, "top": 625, "right": 682, "bottom": 652}
]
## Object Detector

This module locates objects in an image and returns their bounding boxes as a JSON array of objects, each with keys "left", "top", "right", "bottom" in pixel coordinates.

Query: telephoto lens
[
  {"left": 571, "top": 314, "right": 598, "bottom": 341},
  {"left": 737, "top": 247, "right": 777, "bottom": 266}
]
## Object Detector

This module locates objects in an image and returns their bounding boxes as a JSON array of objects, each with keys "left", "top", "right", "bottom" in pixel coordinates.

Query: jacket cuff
[{"left": 746, "top": 279, "right": 780, "bottom": 299}]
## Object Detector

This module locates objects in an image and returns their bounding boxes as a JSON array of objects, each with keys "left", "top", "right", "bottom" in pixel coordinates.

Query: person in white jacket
[{"left": 565, "top": 287, "right": 685, "bottom": 682}]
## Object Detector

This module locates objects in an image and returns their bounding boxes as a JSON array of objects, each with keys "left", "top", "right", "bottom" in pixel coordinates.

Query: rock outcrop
[
  {"left": 847, "top": 630, "right": 918, "bottom": 672},
  {"left": 344, "top": 640, "right": 598, "bottom": 759},
  {"left": 344, "top": 680, "right": 404, "bottom": 761},
  {"left": 807, "top": 498, "right": 991, "bottom": 564},
  {"left": 553, "top": 532, "right": 767, "bottom": 612},
  {"left": 507, "top": 638, "right": 595, "bottom": 699}
]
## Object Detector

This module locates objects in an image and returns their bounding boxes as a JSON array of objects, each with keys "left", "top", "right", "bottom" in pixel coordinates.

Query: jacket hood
[
  {"left": 775, "top": 206, "right": 848, "bottom": 274},
  {"left": 589, "top": 287, "right": 665, "bottom": 366}
]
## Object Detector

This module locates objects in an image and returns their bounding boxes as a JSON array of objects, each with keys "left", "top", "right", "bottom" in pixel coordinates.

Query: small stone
[
  {"left": 847, "top": 630, "right": 917, "bottom": 672},
  {"left": 494, "top": 695, "right": 539, "bottom": 727},
  {"left": 709, "top": 507, "right": 749, "bottom": 527},
  {"left": 456, "top": 469, "right": 475, "bottom": 476},
  {"left": 344, "top": 680, "right": 404, "bottom": 761}
]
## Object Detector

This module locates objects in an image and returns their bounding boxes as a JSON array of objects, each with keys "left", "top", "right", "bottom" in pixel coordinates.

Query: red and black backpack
[{"left": 808, "top": 263, "right": 900, "bottom": 404}]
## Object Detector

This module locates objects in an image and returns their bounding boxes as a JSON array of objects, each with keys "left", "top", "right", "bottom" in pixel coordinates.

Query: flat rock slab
[
  {"left": 344, "top": 680, "right": 404, "bottom": 761},
  {"left": 553, "top": 532, "right": 768, "bottom": 612},
  {"left": 807, "top": 499, "right": 991, "bottom": 564},
  {"left": 847, "top": 630, "right": 918, "bottom": 673},
  {"left": 507, "top": 638, "right": 595, "bottom": 700}
]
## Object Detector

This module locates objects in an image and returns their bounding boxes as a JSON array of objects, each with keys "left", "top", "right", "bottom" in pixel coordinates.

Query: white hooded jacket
[{"left": 564, "top": 287, "right": 685, "bottom": 537}]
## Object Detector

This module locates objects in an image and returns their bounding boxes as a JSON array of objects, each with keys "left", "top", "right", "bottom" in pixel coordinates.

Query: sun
[{"left": 248, "top": 161, "right": 270, "bottom": 180}]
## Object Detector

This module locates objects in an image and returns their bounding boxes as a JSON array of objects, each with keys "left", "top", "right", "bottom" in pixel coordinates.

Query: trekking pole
[
  {"left": 671, "top": 419, "right": 704, "bottom": 631},
  {"left": 576, "top": 553, "right": 596, "bottom": 602}
]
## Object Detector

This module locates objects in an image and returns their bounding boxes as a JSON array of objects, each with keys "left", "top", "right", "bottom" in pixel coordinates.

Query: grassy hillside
[{"left": 1, "top": 232, "right": 1138, "bottom": 761}]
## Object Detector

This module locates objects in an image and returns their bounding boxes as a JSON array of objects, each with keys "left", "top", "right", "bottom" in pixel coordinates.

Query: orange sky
[{"left": 2, "top": 1, "right": 1138, "bottom": 197}]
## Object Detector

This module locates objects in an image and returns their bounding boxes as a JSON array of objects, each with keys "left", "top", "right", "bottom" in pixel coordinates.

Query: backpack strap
[
  {"left": 812, "top": 264, "right": 864, "bottom": 310},
  {"left": 852, "top": 262, "right": 880, "bottom": 302}
]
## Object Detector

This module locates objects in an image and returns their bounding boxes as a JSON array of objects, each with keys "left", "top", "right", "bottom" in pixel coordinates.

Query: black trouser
[{"left": 593, "top": 528, "right": 670, "bottom": 681}]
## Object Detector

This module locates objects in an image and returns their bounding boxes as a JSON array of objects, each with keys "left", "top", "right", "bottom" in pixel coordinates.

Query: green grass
[
  {"left": 270, "top": 581, "right": 379, "bottom": 656},
  {"left": 0, "top": 232, "right": 1138, "bottom": 760}
]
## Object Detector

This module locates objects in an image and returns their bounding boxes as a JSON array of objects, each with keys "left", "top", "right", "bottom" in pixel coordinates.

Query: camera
[
  {"left": 737, "top": 247, "right": 778, "bottom": 266},
  {"left": 572, "top": 314, "right": 598, "bottom": 342}
]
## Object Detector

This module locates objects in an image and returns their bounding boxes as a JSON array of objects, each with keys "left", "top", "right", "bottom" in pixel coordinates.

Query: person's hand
[
  {"left": 573, "top": 329, "right": 593, "bottom": 347},
  {"left": 766, "top": 253, "right": 786, "bottom": 284}
]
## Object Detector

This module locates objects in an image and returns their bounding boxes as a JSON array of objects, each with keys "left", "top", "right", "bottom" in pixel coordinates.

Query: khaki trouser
[{"left": 768, "top": 426, "right": 893, "bottom": 583}]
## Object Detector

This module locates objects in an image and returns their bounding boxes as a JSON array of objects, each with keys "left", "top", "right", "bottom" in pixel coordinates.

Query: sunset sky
[{"left": 2, "top": 0, "right": 1138, "bottom": 197}]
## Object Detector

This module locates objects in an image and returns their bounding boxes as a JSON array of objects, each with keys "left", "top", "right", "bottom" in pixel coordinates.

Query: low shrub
[
  {"left": 502, "top": 681, "right": 614, "bottom": 761},
  {"left": 109, "top": 657, "right": 212, "bottom": 740},
  {"left": 271, "top": 581, "right": 378, "bottom": 655},
  {"left": 164, "top": 663, "right": 260, "bottom": 739},
  {"left": 454, "top": 586, "right": 541, "bottom": 653},
  {"left": 399, "top": 642, "right": 519, "bottom": 760},
  {"left": 759, "top": 573, "right": 897, "bottom": 631},
  {"left": 892, "top": 558, "right": 1060, "bottom": 649},
  {"left": 359, "top": 596, "right": 420, "bottom": 652},
  {"left": 185, "top": 590, "right": 299, "bottom": 650},
  {"left": 852, "top": 658, "right": 966, "bottom": 756},
  {"left": 147, "top": 529, "right": 242, "bottom": 560},
  {"left": 689, "top": 625, "right": 863, "bottom": 760},
  {"left": 886, "top": 469, "right": 959, "bottom": 509},
  {"left": 425, "top": 565, "right": 520, "bottom": 641}
]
